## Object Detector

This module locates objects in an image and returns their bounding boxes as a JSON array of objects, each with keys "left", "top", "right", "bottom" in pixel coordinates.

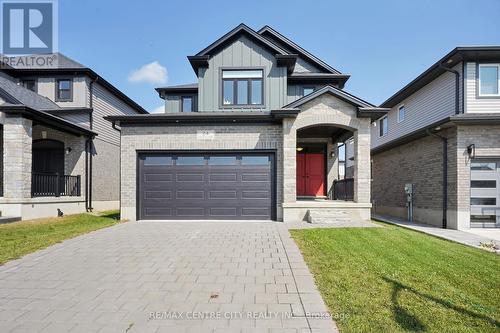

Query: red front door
[{"left": 296, "top": 152, "right": 326, "bottom": 197}]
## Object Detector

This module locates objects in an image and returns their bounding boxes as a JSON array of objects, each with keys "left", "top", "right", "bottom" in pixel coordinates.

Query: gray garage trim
[{"left": 136, "top": 150, "right": 277, "bottom": 221}]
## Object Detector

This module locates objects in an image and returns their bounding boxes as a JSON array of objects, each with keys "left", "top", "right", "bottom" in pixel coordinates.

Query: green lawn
[
  {"left": 0, "top": 210, "right": 122, "bottom": 265},
  {"left": 290, "top": 223, "right": 500, "bottom": 333}
]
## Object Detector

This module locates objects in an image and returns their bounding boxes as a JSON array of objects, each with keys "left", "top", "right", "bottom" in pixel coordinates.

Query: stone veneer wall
[{"left": 120, "top": 124, "right": 283, "bottom": 221}]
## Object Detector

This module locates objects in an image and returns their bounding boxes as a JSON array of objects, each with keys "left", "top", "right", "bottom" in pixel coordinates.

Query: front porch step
[
  {"left": 307, "top": 209, "right": 352, "bottom": 224},
  {"left": 0, "top": 216, "right": 21, "bottom": 224}
]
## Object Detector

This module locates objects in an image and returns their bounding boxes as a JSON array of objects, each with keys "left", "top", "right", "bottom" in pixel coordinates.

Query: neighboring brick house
[
  {"left": 371, "top": 47, "right": 500, "bottom": 230},
  {"left": 0, "top": 53, "right": 147, "bottom": 220},
  {"left": 106, "top": 24, "right": 387, "bottom": 223}
]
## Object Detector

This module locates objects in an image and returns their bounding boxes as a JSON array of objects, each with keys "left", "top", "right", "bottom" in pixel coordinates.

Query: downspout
[
  {"left": 110, "top": 120, "right": 121, "bottom": 215},
  {"left": 438, "top": 62, "right": 460, "bottom": 115},
  {"left": 427, "top": 129, "right": 448, "bottom": 229}
]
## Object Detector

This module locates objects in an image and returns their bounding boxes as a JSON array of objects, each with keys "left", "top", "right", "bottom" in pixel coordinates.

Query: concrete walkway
[
  {"left": 0, "top": 221, "right": 339, "bottom": 333},
  {"left": 373, "top": 214, "right": 499, "bottom": 252}
]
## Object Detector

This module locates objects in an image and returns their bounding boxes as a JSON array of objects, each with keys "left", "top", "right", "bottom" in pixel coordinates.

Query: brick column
[
  {"left": 282, "top": 118, "right": 296, "bottom": 203},
  {"left": 353, "top": 123, "right": 371, "bottom": 203},
  {"left": 3, "top": 116, "right": 33, "bottom": 199}
]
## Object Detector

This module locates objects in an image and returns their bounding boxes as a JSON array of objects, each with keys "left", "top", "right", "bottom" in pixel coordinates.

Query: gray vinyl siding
[
  {"left": 165, "top": 95, "right": 180, "bottom": 113},
  {"left": 293, "top": 57, "right": 321, "bottom": 73},
  {"left": 287, "top": 84, "right": 324, "bottom": 104},
  {"left": 92, "top": 82, "right": 137, "bottom": 145},
  {"left": 260, "top": 34, "right": 323, "bottom": 74},
  {"left": 372, "top": 63, "right": 462, "bottom": 149},
  {"left": 164, "top": 94, "right": 198, "bottom": 113},
  {"left": 59, "top": 111, "right": 90, "bottom": 128},
  {"left": 37, "top": 76, "right": 89, "bottom": 108},
  {"left": 198, "top": 35, "right": 287, "bottom": 111},
  {"left": 465, "top": 62, "right": 500, "bottom": 113}
]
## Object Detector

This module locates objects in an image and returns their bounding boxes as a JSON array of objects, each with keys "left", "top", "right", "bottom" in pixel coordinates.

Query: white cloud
[
  {"left": 150, "top": 105, "right": 165, "bottom": 114},
  {"left": 128, "top": 61, "right": 167, "bottom": 84}
]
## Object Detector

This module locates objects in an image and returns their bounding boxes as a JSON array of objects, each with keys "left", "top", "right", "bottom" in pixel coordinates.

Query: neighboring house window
[
  {"left": 181, "top": 96, "right": 194, "bottom": 112},
  {"left": 397, "top": 105, "right": 405, "bottom": 122},
  {"left": 222, "top": 69, "right": 263, "bottom": 106},
  {"left": 56, "top": 79, "right": 72, "bottom": 101},
  {"left": 21, "top": 79, "right": 36, "bottom": 92},
  {"left": 478, "top": 64, "right": 500, "bottom": 96},
  {"left": 379, "top": 116, "right": 388, "bottom": 137},
  {"left": 302, "top": 86, "right": 315, "bottom": 96}
]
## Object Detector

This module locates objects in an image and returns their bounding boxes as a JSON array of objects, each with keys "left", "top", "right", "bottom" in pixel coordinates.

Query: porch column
[
  {"left": 3, "top": 116, "right": 32, "bottom": 199},
  {"left": 353, "top": 124, "right": 371, "bottom": 203},
  {"left": 282, "top": 118, "right": 296, "bottom": 203}
]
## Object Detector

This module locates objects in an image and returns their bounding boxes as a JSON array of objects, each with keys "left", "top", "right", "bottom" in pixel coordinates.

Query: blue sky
[{"left": 59, "top": 0, "right": 500, "bottom": 113}]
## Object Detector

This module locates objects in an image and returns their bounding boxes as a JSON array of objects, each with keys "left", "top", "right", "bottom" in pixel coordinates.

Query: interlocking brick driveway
[{"left": 0, "top": 222, "right": 338, "bottom": 333}]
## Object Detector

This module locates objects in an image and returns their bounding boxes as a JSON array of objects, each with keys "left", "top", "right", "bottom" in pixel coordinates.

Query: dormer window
[
  {"left": 21, "top": 79, "right": 36, "bottom": 92},
  {"left": 221, "top": 69, "right": 263, "bottom": 106},
  {"left": 181, "top": 96, "right": 194, "bottom": 112},
  {"left": 478, "top": 64, "right": 500, "bottom": 97},
  {"left": 56, "top": 79, "right": 72, "bottom": 101},
  {"left": 302, "top": 86, "right": 315, "bottom": 96}
]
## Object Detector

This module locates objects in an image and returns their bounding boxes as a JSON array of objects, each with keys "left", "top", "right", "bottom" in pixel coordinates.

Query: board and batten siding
[
  {"left": 371, "top": 63, "right": 462, "bottom": 149},
  {"left": 198, "top": 35, "right": 287, "bottom": 111},
  {"left": 287, "top": 84, "right": 323, "bottom": 104},
  {"left": 465, "top": 62, "right": 500, "bottom": 113}
]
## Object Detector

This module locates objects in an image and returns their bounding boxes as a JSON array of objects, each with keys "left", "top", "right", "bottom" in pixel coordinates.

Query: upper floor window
[
  {"left": 397, "top": 105, "right": 405, "bottom": 123},
  {"left": 21, "top": 79, "right": 36, "bottom": 92},
  {"left": 478, "top": 64, "right": 500, "bottom": 97},
  {"left": 379, "top": 116, "right": 388, "bottom": 137},
  {"left": 181, "top": 96, "right": 194, "bottom": 112},
  {"left": 56, "top": 79, "right": 72, "bottom": 101},
  {"left": 222, "top": 69, "right": 263, "bottom": 106},
  {"left": 302, "top": 86, "right": 315, "bottom": 96}
]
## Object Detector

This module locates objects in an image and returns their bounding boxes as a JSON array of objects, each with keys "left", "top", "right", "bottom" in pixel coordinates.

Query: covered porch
[
  {"left": 0, "top": 106, "right": 95, "bottom": 220},
  {"left": 279, "top": 86, "right": 388, "bottom": 223}
]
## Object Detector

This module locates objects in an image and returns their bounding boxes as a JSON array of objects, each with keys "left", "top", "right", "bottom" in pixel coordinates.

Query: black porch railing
[
  {"left": 331, "top": 178, "right": 354, "bottom": 201},
  {"left": 31, "top": 173, "right": 81, "bottom": 197}
]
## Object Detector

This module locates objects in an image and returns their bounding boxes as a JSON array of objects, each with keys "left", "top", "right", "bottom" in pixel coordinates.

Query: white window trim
[
  {"left": 478, "top": 63, "right": 500, "bottom": 97},
  {"left": 397, "top": 104, "right": 405, "bottom": 123},
  {"left": 379, "top": 115, "right": 388, "bottom": 137}
]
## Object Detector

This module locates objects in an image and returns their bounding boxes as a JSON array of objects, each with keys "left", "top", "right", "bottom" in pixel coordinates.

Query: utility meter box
[{"left": 404, "top": 183, "right": 414, "bottom": 196}]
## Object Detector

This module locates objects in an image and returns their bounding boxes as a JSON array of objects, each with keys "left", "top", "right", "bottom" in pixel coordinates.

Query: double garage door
[{"left": 138, "top": 152, "right": 275, "bottom": 220}]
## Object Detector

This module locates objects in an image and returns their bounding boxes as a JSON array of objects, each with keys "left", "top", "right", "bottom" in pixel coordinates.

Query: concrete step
[
  {"left": 0, "top": 216, "right": 22, "bottom": 224},
  {"left": 307, "top": 209, "right": 352, "bottom": 224}
]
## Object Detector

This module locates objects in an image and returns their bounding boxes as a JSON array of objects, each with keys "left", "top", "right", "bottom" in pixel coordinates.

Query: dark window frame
[
  {"left": 21, "top": 79, "right": 37, "bottom": 92},
  {"left": 55, "top": 78, "right": 73, "bottom": 102},
  {"left": 180, "top": 95, "right": 194, "bottom": 112},
  {"left": 302, "top": 86, "right": 316, "bottom": 96},
  {"left": 220, "top": 68, "right": 265, "bottom": 108},
  {"left": 379, "top": 116, "right": 388, "bottom": 137}
]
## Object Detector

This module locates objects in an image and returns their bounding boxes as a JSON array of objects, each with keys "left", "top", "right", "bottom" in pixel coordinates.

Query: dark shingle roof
[{"left": 0, "top": 75, "right": 61, "bottom": 110}]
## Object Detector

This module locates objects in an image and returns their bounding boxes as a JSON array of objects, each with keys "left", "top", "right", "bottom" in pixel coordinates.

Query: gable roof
[
  {"left": 2, "top": 53, "right": 148, "bottom": 114},
  {"left": 258, "top": 25, "right": 342, "bottom": 74},
  {"left": 284, "top": 85, "right": 374, "bottom": 109},
  {"left": 194, "top": 23, "right": 288, "bottom": 57},
  {"left": 188, "top": 23, "right": 301, "bottom": 74},
  {"left": 283, "top": 85, "right": 388, "bottom": 120},
  {"left": 381, "top": 46, "right": 500, "bottom": 108}
]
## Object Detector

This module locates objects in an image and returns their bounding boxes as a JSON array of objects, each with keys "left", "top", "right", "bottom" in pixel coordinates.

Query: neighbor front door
[{"left": 296, "top": 152, "right": 326, "bottom": 197}]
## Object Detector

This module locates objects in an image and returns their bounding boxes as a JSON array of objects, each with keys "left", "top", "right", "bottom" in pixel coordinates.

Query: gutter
[
  {"left": 438, "top": 62, "right": 461, "bottom": 114},
  {"left": 426, "top": 129, "right": 448, "bottom": 229}
]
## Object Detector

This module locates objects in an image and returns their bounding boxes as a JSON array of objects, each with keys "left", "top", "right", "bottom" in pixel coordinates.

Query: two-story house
[
  {"left": 371, "top": 46, "right": 500, "bottom": 230},
  {"left": 106, "top": 24, "right": 387, "bottom": 223},
  {"left": 0, "top": 53, "right": 147, "bottom": 220}
]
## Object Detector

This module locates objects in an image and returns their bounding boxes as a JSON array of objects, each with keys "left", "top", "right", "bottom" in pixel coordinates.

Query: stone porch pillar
[
  {"left": 3, "top": 116, "right": 32, "bottom": 199},
  {"left": 282, "top": 118, "right": 296, "bottom": 203},
  {"left": 353, "top": 124, "right": 371, "bottom": 203}
]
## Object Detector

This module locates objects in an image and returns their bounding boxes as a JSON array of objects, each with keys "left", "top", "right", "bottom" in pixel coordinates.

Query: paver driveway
[{"left": 0, "top": 222, "right": 338, "bottom": 333}]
